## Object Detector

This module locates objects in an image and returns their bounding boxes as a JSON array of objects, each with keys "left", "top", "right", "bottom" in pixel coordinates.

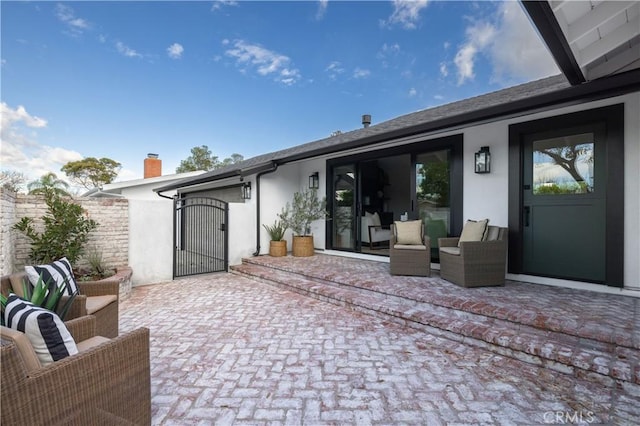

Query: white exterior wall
[
  {"left": 249, "top": 92, "right": 639, "bottom": 292},
  {"left": 252, "top": 163, "right": 316, "bottom": 257},
  {"left": 128, "top": 199, "right": 174, "bottom": 285},
  {"left": 460, "top": 93, "right": 639, "bottom": 292},
  {"left": 228, "top": 202, "right": 255, "bottom": 266}
]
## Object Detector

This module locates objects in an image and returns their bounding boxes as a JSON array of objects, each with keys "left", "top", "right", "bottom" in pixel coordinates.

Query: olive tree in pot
[
  {"left": 278, "top": 188, "right": 328, "bottom": 257},
  {"left": 263, "top": 220, "right": 287, "bottom": 257}
]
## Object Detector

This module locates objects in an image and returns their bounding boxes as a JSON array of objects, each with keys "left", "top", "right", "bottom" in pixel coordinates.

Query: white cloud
[
  {"left": 383, "top": 0, "right": 429, "bottom": 30},
  {"left": 211, "top": 1, "right": 238, "bottom": 12},
  {"left": 408, "top": 88, "right": 417, "bottom": 97},
  {"left": 225, "top": 40, "right": 301, "bottom": 85},
  {"left": 1, "top": 103, "right": 47, "bottom": 129},
  {"left": 0, "top": 103, "right": 82, "bottom": 186},
  {"left": 454, "top": 21, "right": 495, "bottom": 85},
  {"left": 353, "top": 68, "right": 371, "bottom": 79},
  {"left": 452, "top": 2, "right": 558, "bottom": 86},
  {"left": 116, "top": 41, "right": 142, "bottom": 59},
  {"left": 488, "top": 2, "right": 559, "bottom": 83},
  {"left": 55, "top": 4, "right": 90, "bottom": 36},
  {"left": 167, "top": 43, "right": 184, "bottom": 59},
  {"left": 439, "top": 62, "right": 448, "bottom": 77},
  {"left": 326, "top": 61, "right": 345, "bottom": 80},
  {"left": 316, "top": 0, "right": 328, "bottom": 20}
]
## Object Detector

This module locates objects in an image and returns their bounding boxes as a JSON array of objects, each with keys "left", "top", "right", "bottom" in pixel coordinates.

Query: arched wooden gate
[{"left": 173, "top": 196, "right": 228, "bottom": 278}]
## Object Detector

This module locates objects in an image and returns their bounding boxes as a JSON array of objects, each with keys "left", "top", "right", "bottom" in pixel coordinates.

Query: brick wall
[
  {"left": 0, "top": 188, "right": 129, "bottom": 274},
  {"left": 0, "top": 188, "right": 17, "bottom": 274}
]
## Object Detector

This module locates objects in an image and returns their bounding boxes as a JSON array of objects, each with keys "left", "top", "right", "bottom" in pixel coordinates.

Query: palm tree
[{"left": 27, "top": 172, "right": 71, "bottom": 196}]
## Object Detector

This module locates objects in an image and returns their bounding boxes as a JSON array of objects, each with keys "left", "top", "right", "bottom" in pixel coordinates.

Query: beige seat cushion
[
  {"left": 86, "top": 295, "right": 117, "bottom": 315},
  {"left": 394, "top": 220, "right": 423, "bottom": 245},
  {"left": 458, "top": 219, "right": 488, "bottom": 246},
  {"left": 76, "top": 335, "right": 111, "bottom": 352},
  {"left": 440, "top": 246, "right": 461, "bottom": 256},
  {"left": 1, "top": 326, "right": 41, "bottom": 373},
  {"left": 2, "top": 326, "right": 111, "bottom": 372},
  {"left": 394, "top": 244, "right": 427, "bottom": 250}
]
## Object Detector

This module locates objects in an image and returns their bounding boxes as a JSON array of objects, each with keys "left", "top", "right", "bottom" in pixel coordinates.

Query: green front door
[{"left": 522, "top": 124, "right": 606, "bottom": 283}]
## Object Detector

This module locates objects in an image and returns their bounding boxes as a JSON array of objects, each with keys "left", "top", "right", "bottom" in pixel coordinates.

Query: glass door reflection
[
  {"left": 332, "top": 165, "right": 357, "bottom": 250},
  {"left": 416, "top": 150, "right": 451, "bottom": 261}
]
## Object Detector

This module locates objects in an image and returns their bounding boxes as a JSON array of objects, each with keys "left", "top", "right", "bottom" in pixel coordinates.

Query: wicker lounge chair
[
  {"left": 1, "top": 272, "right": 119, "bottom": 338},
  {"left": 1, "top": 315, "right": 151, "bottom": 425},
  {"left": 438, "top": 225, "right": 508, "bottom": 287},
  {"left": 389, "top": 221, "right": 431, "bottom": 276}
]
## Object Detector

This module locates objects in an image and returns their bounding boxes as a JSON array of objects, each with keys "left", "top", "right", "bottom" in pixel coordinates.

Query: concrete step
[{"left": 231, "top": 258, "right": 639, "bottom": 385}]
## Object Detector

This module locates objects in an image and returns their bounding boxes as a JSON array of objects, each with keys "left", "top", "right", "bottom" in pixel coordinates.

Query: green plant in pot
[
  {"left": 1, "top": 274, "right": 76, "bottom": 326},
  {"left": 263, "top": 220, "right": 287, "bottom": 257},
  {"left": 278, "top": 188, "right": 327, "bottom": 257}
]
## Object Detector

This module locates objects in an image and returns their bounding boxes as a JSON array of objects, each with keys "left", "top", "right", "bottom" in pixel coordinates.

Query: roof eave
[
  {"left": 521, "top": 0, "right": 586, "bottom": 85},
  {"left": 282, "top": 69, "right": 639, "bottom": 163},
  {"left": 158, "top": 68, "right": 639, "bottom": 194},
  {"left": 154, "top": 161, "right": 278, "bottom": 194}
]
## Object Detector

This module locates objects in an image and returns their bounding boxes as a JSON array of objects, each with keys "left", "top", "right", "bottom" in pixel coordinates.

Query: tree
[
  {"left": 61, "top": 157, "right": 121, "bottom": 190},
  {"left": 27, "top": 172, "right": 71, "bottom": 197},
  {"left": 0, "top": 170, "right": 27, "bottom": 192},
  {"left": 538, "top": 144, "right": 593, "bottom": 193},
  {"left": 419, "top": 161, "right": 450, "bottom": 207},
  {"left": 176, "top": 145, "right": 244, "bottom": 173}
]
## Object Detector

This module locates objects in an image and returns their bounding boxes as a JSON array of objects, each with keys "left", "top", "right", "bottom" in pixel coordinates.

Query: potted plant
[
  {"left": 263, "top": 220, "right": 287, "bottom": 257},
  {"left": 0, "top": 273, "right": 77, "bottom": 326},
  {"left": 278, "top": 188, "right": 328, "bottom": 257}
]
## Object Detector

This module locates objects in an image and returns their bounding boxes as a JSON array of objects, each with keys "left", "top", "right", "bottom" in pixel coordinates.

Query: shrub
[{"left": 13, "top": 189, "right": 98, "bottom": 264}]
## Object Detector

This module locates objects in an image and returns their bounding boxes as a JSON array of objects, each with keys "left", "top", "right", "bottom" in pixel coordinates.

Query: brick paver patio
[{"left": 120, "top": 264, "right": 640, "bottom": 425}]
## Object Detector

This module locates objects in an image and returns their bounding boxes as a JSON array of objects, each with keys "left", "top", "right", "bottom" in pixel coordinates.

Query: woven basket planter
[
  {"left": 269, "top": 240, "right": 287, "bottom": 257},
  {"left": 292, "top": 236, "right": 315, "bottom": 257}
]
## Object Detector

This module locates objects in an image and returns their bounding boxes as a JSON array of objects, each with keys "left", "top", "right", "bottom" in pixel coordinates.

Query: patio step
[{"left": 231, "top": 257, "right": 639, "bottom": 385}]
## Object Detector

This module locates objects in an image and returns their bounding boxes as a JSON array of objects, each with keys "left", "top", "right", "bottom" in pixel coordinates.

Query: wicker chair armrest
[
  {"left": 2, "top": 327, "right": 151, "bottom": 425},
  {"left": 77, "top": 280, "right": 119, "bottom": 298},
  {"left": 65, "top": 315, "right": 97, "bottom": 342},
  {"left": 59, "top": 294, "right": 87, "bottom": 320},
  {"left": 458, "top": 240, "right": 507, "bottom": 260},
  {"left": 438, "top": 237, "right": 460, "bottom": 248}
]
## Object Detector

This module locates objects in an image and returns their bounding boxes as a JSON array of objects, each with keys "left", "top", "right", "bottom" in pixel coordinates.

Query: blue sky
[{"left": 1, "top": 0, "right": 558, "bottom": 190}]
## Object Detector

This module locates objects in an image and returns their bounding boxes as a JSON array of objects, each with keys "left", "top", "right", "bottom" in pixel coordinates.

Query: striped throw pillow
[
  {"left": 3, "top": 294, "right": 78, "bottom": 366},
  {"left": 25, "top": 257, "right": 79, "bottom": 296}
]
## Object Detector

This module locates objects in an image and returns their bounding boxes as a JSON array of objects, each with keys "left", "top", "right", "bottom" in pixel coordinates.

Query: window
[{"left": 532, "top": 133, "right": 594, "bottom": 195}]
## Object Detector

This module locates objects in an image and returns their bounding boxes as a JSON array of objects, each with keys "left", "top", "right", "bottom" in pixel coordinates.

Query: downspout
[{"left": 252, "top": 162, "right": 279, "bottom": 256}]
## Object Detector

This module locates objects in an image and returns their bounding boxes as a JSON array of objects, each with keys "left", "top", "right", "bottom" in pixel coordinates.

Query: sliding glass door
[
  {"left": 332, "top": 164, "right": 357, "bottom": 250},
  {"left": 327, "top": 134, "right": 463, "bottom": 259},
  {"left": 416, "top": 150, "right": 451, "bottom": 261}
]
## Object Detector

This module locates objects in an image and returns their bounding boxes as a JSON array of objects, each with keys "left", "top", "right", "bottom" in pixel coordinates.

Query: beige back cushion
[
  {"left": 8, "top": 273, "right": 28, "bottom": 299},
  {"left": 458, "top": 219, "right": 489, "bottom": 246},
  {"left": 0, "top": 326, "right": 42, "bottom": 373},
  {"left": 394, "top": 220, "right": 423, "bottom": 245}
]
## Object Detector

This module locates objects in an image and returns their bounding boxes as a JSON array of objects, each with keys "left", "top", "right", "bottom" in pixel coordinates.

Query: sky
[{"left": 1, "top": 0, "right": 559, "bottom": 192}]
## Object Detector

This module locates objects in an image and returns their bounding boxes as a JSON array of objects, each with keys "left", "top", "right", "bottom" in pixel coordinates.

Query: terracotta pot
[
  {"left": 269, "top": 240, "right": 287, "bottom": 257},
  {"left": 292, "top": 236, "right": 315, "bottom": 257}
]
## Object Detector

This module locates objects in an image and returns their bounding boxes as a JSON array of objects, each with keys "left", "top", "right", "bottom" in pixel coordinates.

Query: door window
[{"left": 532, "top": 133, "right": 594, "bottom": 195}]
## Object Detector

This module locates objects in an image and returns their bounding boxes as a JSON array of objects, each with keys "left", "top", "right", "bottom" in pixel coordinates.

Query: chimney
[
  {"left": 144, "top": 153, "right": 162, "bottom": 178},
  {"left": 362, "top": 114, "right": 371, "bottom": 128}
]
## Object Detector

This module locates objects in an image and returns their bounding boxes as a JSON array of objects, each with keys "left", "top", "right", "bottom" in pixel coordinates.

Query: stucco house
[{"left": 155, "top": 1, "right": 640, "bottom": 295}]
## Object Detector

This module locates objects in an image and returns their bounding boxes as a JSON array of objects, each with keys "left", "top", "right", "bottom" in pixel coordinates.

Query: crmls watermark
[{"left": 543, "top": 410, "right": 596, "bottom": 424}]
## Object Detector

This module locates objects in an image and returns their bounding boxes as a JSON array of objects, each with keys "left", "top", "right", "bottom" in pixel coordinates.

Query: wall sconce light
[
  {"left": 309, "top": 172, "right": 319, "bottom": 189},
  {"left": 474, "top": 146, "right": 491, "bottom": 174},
  {"left": 242, "top": 182, "right": 251, "bottom": 199}
]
